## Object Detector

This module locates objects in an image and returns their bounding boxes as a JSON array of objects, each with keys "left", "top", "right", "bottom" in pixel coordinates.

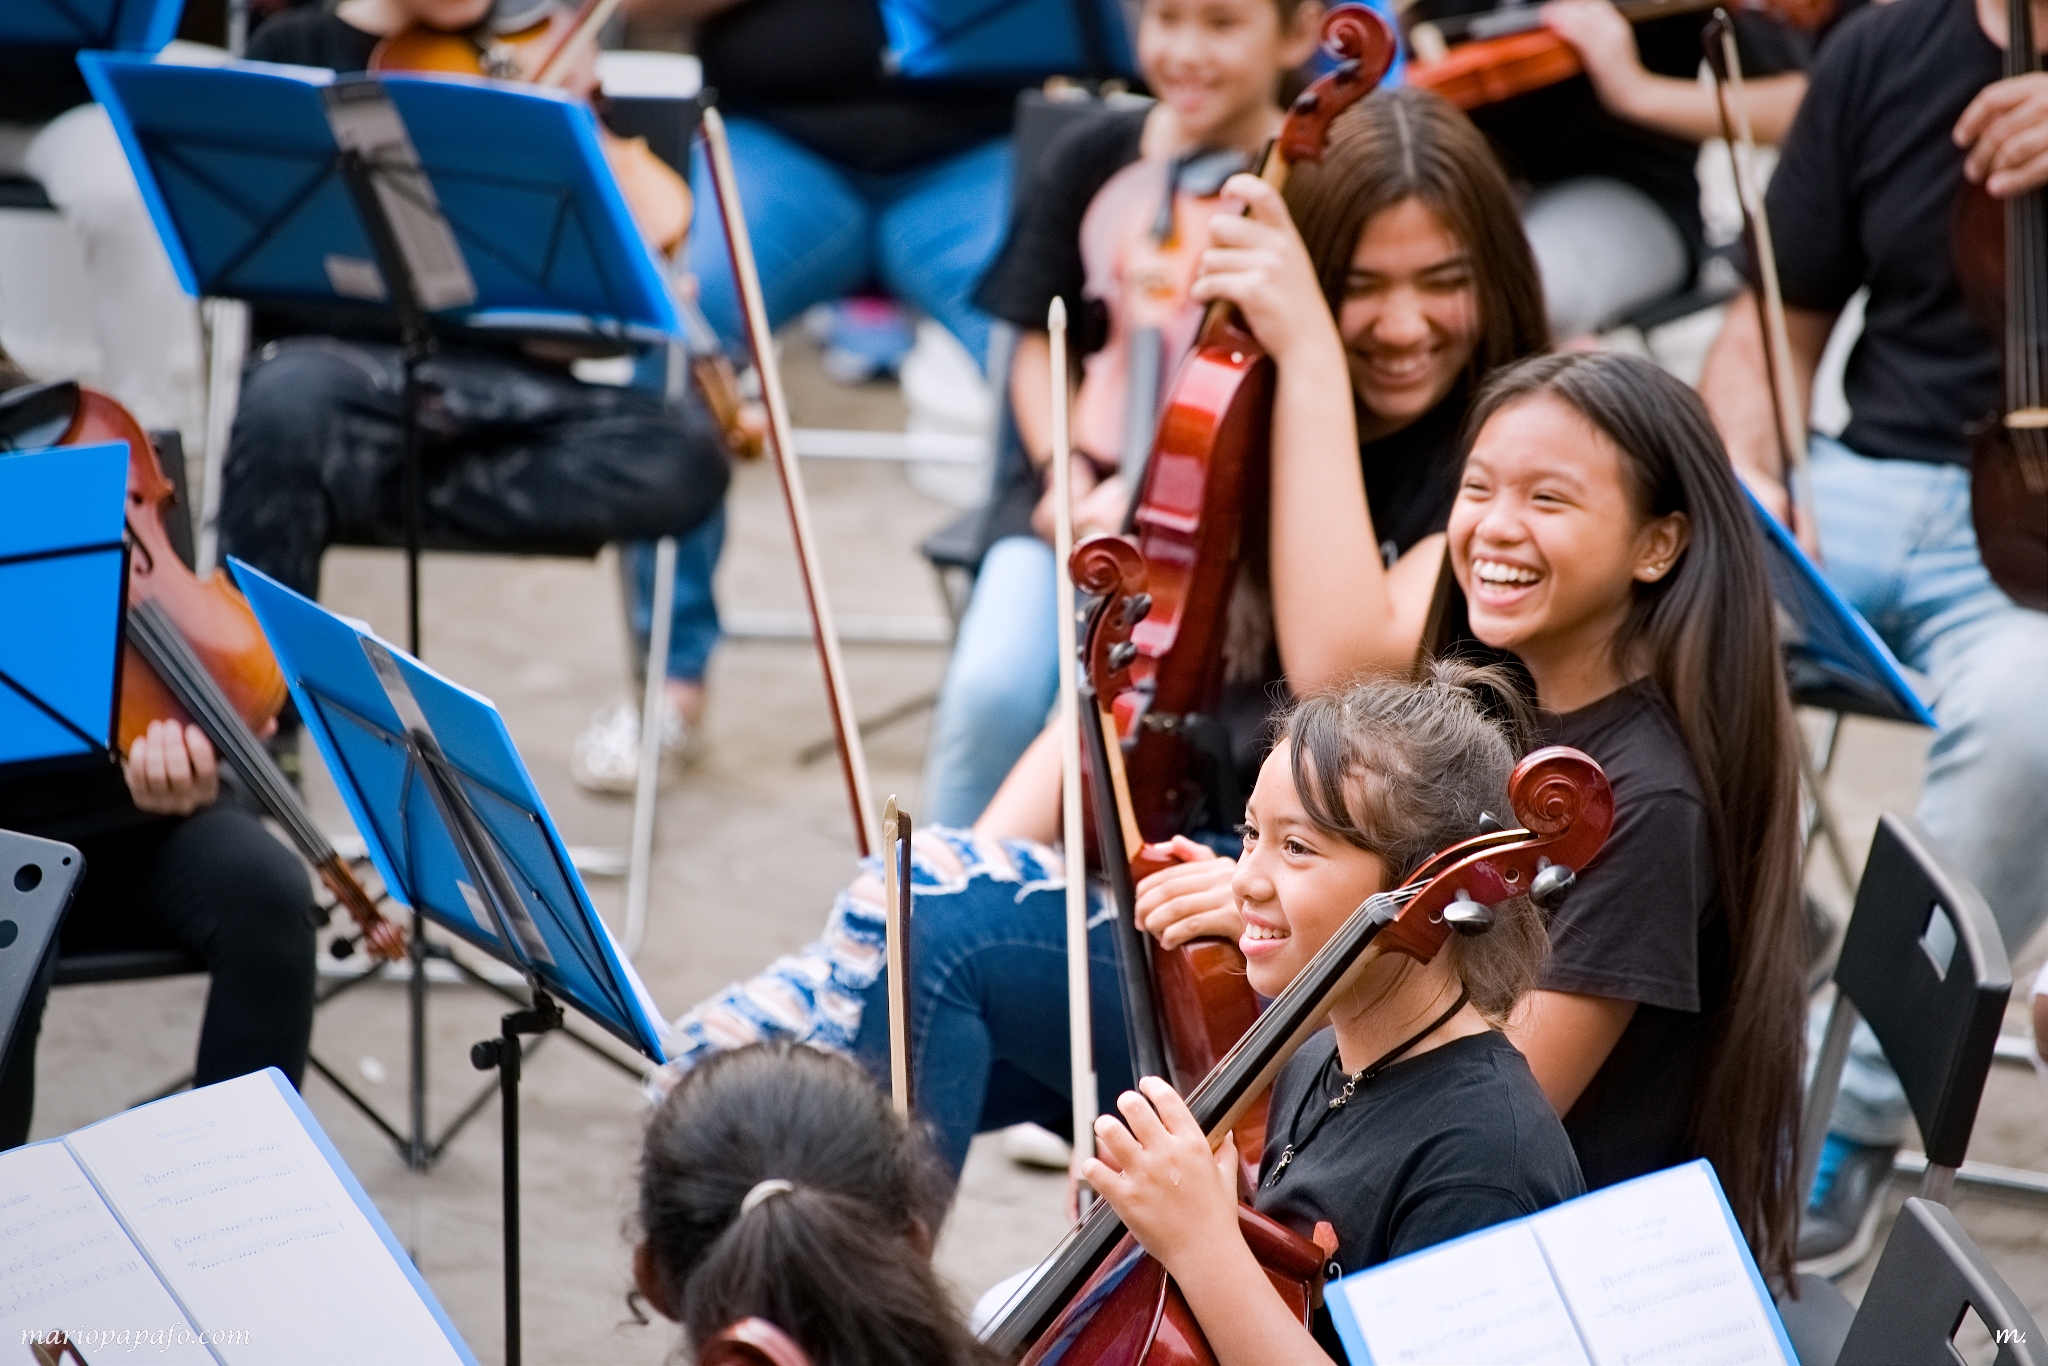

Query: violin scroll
[
  {"left": 1073, "top": 536, "right": 1151, "bottom": 699},
  {"left": 1276, "top": 5, "right": 1399, "bottom": 166}
]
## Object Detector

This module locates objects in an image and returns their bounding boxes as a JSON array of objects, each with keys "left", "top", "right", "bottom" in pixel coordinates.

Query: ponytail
[{"left": 636, "top": 1044, "right": 997, "bottom": 1366}]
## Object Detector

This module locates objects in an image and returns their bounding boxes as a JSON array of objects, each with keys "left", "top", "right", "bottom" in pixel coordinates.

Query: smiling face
[
  {"left": 1447, "top": 394, "right": 1690, "bottom": 710},
  {"left": 1232, "top": 741, "right": 1392, "bottom": 998},
  {"left": 1337, "top": 197, "right": 1483, "bottom": 444},
  {"left": 1136, "top": 0, "right": 1318, "bottom": 149}
]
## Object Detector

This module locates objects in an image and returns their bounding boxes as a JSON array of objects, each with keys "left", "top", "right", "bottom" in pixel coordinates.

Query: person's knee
[
  {"left": 228, "top": 341, "right": 381, "bottom": 470},
  {"left": 175, "top": 813, "right": 316, "bottom": 974}
]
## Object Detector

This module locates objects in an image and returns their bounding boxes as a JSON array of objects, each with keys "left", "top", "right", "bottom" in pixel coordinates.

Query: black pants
[
  {"left": 218, "top": 336, "right": 731, "bottom": 599},
  {"left": 0, "top": 804, "right": 317, "bottom": 1148}
]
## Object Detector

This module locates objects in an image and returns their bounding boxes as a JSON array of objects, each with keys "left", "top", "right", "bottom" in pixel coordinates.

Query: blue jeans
[
  {"left": 686, "top": 116, "right": 1012, "bottom": 367},
  {"left": 660, "top": 828, "right": 1133, "bottom": 1178},
  {"left": 919, "top": 536, "right": 1061, "bottom": 826},
  {"left": 1807, "top": 435, "right": 2048, "bottom": 1146},
  {"left": 620, "top": 509, "right": 725, "bottom": 682}
]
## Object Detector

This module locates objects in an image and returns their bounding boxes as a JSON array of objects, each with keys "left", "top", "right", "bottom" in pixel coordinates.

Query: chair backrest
[
  {"left": 1831, "top": 813, "right": 2009, "bottom": 1170},
  {"left": 1836, "top": 1198, "right": 2041, "bottom": 1366},
  {"left": 0, "top": 829, "right": 84, "bottom": 1065},
  {"left": 699, "top": 1318, "right": 814, "bottom": 1366}
]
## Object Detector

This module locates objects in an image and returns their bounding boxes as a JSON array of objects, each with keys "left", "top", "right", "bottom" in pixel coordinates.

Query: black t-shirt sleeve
[
  {"left": 1384, "top": 1183, "right": 1543, "bottom": 1260},
  {"left": 1540, "top": 787, "right": 1712, "bottom": 1011},
  {"left": 972, "top": 107, "right": 1147, "bottom": 340},
  {"left": 245, "top": 11, "right": 380, "bottom": 73},
  {"left": 1758, "top": 14, "right": 1869, "bottom": 314}
]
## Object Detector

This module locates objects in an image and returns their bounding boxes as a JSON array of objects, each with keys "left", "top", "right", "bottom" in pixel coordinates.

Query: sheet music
[
  {"left": 0, "top": 1142, "right": 214, "bottom": 1362},
  {"left": 66, "top": 1073, "right": 466, "bottom": 1366},
  {"left": 1334, "top": 1221, "right": 1592, "bottom": 1366},
  {"left": 1530, "top": 1164, "right": 1792, "bottom": 1366}
]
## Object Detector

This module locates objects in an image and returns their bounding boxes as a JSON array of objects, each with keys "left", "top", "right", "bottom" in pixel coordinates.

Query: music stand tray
[
  {"left": 0, "top": 442, "right": 130, "bottom": 772},
  {"left": 1747, "top": 489, "right": 1936, "bottom": 728},
  {"left": 876, "top": 0, "right": 1136, "bottom": 80},
  {"left": 2, "top": 0, "right": 179, "bottom": 52}
]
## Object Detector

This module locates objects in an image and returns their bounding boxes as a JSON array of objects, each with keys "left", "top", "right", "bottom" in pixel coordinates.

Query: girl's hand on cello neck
[
  {"left": 1134, "top": 835, "right": 1246, "bottom": 948},
  {"left": 1085, "top": 1077, "right": 1243, "bottom": 1273},
  {"left": 1192, "top": 174, "right": 1347, "bottom": 371}
]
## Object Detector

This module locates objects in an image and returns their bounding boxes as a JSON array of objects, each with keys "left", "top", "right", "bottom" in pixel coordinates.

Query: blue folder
[
  {"left": 0, "top": 442, "right": 130, "bottom": 770},
  {"left": 232, "top": 559, "right": 669, "bottom": 1063},
  {"left": 3, "top": 0, "right": 181, "bottom": 52},
  {"left": 877, "top": 0, "right": 1136, "bottom": 81},
  {"left": 1748, "top": 489, "right": 1936, "bottom": 728},
  {"left": 78, "top": 54, "right": 678, "bottom": 343}
]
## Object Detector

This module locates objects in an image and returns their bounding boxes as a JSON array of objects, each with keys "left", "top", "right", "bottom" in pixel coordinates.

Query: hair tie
[{"left": 740, "top": 1179, "right": 795, "bottom": 1216}]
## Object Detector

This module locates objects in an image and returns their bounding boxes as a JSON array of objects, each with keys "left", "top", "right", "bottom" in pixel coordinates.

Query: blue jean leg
[
  {"left": 851, "top": 858, "right": 1133, "bottom": 1178},
  {"left": 919, "top": 536, "right": 1061, "bottom": 827},
  {"left": 687, "top": 117, "right": 871, "bottom": 354},
  {"left": 621, "top": 507, "right": 726, "bottom": 682},
  {"left": 1807, "top": 436, "right": 2048, "bottom": 1146},
  {"left": 869, "top": 136, "right": 1012, "bottom": 367}
]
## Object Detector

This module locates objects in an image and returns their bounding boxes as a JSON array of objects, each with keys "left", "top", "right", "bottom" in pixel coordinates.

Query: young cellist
[
  {"left": 655, "top": 85, "right": 1549, "bottom": 1171},
  {"left": 1087, "top": 664, "right": 1583, "bottom": 1364}
]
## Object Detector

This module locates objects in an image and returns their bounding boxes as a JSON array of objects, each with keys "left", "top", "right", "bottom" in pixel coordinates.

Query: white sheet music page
[
  {"left": 1334, "top": 1221, "right": 1592, "bottom": 1366},
  {"left": 1530, "top": 1163, "right": 1792, "bottom": 1366},
  {"left": 65, "top": 1073, "right": 466, "bottom": 1366},
  {"left": 0, "top": 1142, "right": 215, "bottom": 1362}
]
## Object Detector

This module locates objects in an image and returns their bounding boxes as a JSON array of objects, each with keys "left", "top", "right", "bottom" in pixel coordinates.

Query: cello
[
  {"left": 981, "top": 744, "right": 1614, "bottom": 1361},
  {"left": 0, "top": 379, "right": 407, "bottom": 962},
  {"left": 1953, "top": 0, "right": 2048, "bottom": 612}
]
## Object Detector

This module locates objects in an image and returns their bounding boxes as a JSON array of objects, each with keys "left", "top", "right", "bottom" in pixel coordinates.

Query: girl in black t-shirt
[{"left": 1088, "top": 664, "right": 1582, "bottom": 1365}]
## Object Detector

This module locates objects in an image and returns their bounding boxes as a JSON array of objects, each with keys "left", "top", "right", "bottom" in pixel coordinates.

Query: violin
[
  {"left": 16, "top": 381, "right": 408, "bottom": 962},
  {"left": 1953, "top": 0, "right": 2048, "bottom": 611},
  {"left": 1115, "top": 5, "right": 1392, "bottom": 842},
  {"left": 1405, "top": 0, "right": 1831, "bottom": 114},
  {"left": 369, "top": 0, "right": 693, "bottom": 258},
  {"left": 981, "top": 746, "right": 1615, "bottom": 1361}
]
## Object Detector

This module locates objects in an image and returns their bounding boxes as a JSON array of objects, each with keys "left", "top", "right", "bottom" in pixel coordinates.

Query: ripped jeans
[{"left": 662, "top": 827, "right": 1135, "bottom": 1177}]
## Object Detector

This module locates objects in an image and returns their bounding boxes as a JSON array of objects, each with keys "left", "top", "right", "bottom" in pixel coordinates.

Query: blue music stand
[
  {"left": 3, "top": 0, "right": 181, "bottom": 52},
  {"left": 0, "top": 442, "right": 130, "bottom": 772},
  {"left": 877, "top": 0, "right": 1136, "bottom": 80},
  {"left": 1747, "top": 489, "right": 1935, "bottom": 728},
  {"left": 233, "top": 556, "right": 666, "bottom": 1365}
]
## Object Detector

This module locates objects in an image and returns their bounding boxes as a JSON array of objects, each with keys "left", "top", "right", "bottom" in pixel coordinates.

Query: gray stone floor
[{"left": 25, "top": 334, "right": 2048, "bottom": 1364}]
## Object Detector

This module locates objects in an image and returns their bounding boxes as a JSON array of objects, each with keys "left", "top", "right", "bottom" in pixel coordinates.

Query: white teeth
[
  {"left": 1243, "top": 923, "right": 1290, "bottom": 941},
  {"left": 1473, "top": 558, "right": 1540, "bottom": 585}
]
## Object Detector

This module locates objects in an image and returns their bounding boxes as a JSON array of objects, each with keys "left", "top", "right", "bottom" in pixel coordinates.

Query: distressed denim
[
  {"left": 660, "top": 827, "right": 1132, "bottom": 1177},
  {"left": 1806, "top": 435, "right": 2048, "bottom": 1146}
]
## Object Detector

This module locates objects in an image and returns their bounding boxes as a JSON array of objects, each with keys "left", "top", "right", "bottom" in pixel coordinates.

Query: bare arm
[
  {"left": 1695, "top": 290, "right": 1837, "bottom": 519},
  {"left": 1195, "top": 175, "right": 1433, "bottom": 694},
  {"left": 974, "top": 724, "right": 1062, "bottom": 846},
  {"left": 1542, "top": 0, "right": 1807, "bottom": 144},
  {"left": 1506, "top": 990, "right": 1639, "bottom": 1114}
]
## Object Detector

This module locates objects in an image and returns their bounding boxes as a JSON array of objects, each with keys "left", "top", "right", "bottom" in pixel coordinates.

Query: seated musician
[
  {"left": 1411, "top": 0, "right": 1812, "bottom": 340},
  {"left": 1695, "top": 0, "right": 2048, "bottom": 1272},
  {"left": 1086, "top": 665, "right": 1584, "bottom": 1363},
  {"left": 0, "top": 719, "right": 316, "bottom": 1149},
  {"left": 919, "top": 0, "right": 1325, "bottom": 827},
  {"left": 657, "top": 83, "right": 1545, "bottom": 1156},
  {"left": 632, "top": 1042, "right": 997, "bottom": 1366},
  {"left": 222, "top": 0, "right": 731, "bottom": 737}
]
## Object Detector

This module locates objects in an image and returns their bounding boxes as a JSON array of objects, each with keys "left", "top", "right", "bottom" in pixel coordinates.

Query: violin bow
[
  {"left": 700, "top": 106, "right": 880, "bottom": 856},
  {"left": 882, "top": 795, "right": 913, "bottom": 1120},
  {"left": 530, "top": 0, "right": 628, "bottom": 88},
  {"left": 1705, "top": 11, "right": 1822, "bottom": 557},
  {"left": 1049, "top": 297, "right": 1100, "bottom": 1204}
]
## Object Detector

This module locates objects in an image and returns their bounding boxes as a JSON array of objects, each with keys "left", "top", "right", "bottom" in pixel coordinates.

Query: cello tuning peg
[
  {"left": 1530, "top": 861, "right": 1577, "bottom": 911},
  {"left": 1108, "top": 641, "right": 1138, "bottom": 671},
  {"left": 1475, "top": 811, "right": 1506, "bottom": 835},
  {"left": 1442, "top": 891, "right": 1494, "bottom": 936},
  {"left": 1120, "top": 593, "right": 1153, "bottom": 628}
]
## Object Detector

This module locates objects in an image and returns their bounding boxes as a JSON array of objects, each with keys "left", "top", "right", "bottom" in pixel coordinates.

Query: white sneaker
[
  {"left": 570, "top": 699, "right": 700, "bottom": 795},
  {"left": 1000, "top": 1122, "right": 1073, "bottom": 1171}
]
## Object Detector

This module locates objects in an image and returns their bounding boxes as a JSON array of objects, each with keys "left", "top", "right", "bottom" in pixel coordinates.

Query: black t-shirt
[
  {"left": 1256, "top": 1029, "right": 1585, "bottom": 1359},
  {"left": 0, "top": 761, "right": 152, "bottom": 845},
  {"left": 1409, "top": 8, "right": 1808, "bottom": 264},
  {"left": 1764, "top": 0, "right": 2001, "bottom": 466},
  {"left": 698, "top": 0, "right": 1017, "bottom": 174},
  {"left": 1534, "top": 678, "right": 1725, "bottom": 1192},
  {"left": 245, "top": 10, "right": 382, "bottom": 73}
]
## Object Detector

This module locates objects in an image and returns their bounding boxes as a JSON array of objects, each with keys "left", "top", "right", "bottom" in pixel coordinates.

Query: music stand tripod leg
[{"left": 472, "top": 987, "right": 563, "bottom": 1366}]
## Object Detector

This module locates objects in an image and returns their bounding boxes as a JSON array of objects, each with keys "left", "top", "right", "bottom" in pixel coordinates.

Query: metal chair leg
[{"left": 623, "top": 534, "right": 677, "bottom": 960}]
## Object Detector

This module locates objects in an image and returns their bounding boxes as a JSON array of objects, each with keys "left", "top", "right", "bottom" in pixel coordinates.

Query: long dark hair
[
  {"left": 1464, "top": 352, "right": 1806, "bottom": 1286},
  {"left": 1285, "top": 659, "right": 1549, "bottom": 1024},
  {"left": 636, "top": 1043, "right": 998, "bottom": 1366},
  {"left": 1283, "top": 85, "right": 1549, "bottom": 382}
]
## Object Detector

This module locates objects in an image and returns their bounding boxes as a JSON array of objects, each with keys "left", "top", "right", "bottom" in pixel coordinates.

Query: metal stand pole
[
  {"left": 623, "top": 535, "right": 677, "bottom": 959},
  {"left": 472, "top": 988, "right": 563, "bottom": 1366}
]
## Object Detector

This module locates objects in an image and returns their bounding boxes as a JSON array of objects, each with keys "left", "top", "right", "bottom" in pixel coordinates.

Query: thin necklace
[{"left": 1264, "top": 987, "right": 1472, "bottom": 1188}]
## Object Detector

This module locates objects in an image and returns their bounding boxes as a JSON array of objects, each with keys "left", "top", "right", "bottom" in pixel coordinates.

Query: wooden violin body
[{"left": 1954, "top": 140, "right": 2048, "bottom": 611}]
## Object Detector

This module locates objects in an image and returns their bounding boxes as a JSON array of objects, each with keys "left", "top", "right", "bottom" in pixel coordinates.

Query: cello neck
[{"left": 2004, "top": 0, "right": 2048, "bottom": 428}]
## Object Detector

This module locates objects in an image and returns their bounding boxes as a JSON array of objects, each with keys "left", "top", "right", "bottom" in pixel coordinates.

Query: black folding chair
[
  {"left": 1836, "top": 1198, "right": 2042, "bottom": 1366},
  {"left": 1778, "top": 813, "right": 2012, "bottom": 1365}
]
